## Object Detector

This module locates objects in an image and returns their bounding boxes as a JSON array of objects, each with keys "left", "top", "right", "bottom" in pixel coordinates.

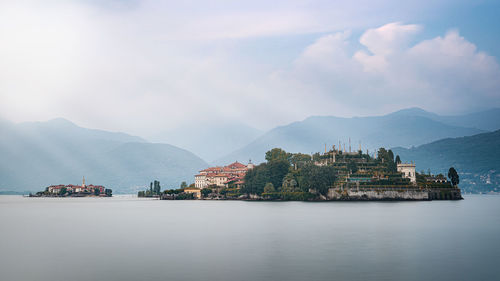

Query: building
[
  {"left": 194, "top": 161, "right": 253, "bottom": 189},
  {"left": 46, "top": 177, "right": 105, "bottom": 194},
  {"left": 397, "top": 163, "right": 416, "bottom": 183},
  {"left": 183, "top": 187, "right": 201, "bottom": 199}
]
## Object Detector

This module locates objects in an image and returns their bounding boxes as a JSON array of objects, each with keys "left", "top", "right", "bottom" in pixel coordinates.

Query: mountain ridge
[
  {"left": 0, "top": 118, "right": 208, "bottom": 193},
  {"left": 392, "top": 129, "right": 500, "bottom": 193},
  {"left": 216, "top": 108, "right": 497, "bottom": 164}
]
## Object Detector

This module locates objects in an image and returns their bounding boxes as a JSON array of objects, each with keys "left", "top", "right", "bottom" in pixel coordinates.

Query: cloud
[
  {"left": 271, "top": 23, "right": 500, "bottom": 116},
  {"left": 359, "top": 22, "right": 421, "bottom": 56},
  {"left": 0, "top": 1, "right": 499, "bottom": 137}
]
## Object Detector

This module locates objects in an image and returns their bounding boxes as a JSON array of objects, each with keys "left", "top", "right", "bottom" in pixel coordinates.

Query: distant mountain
[
  {"left": 216, "top": 111, "right": 484, "bottom": 164},
  {"left": 392, "top": 130, "right": 500, "bottom": 193},
  {"left": 390, "top": 107, "right": 500, "bottom": 131},
  {"left": 0, "top": 119, "right": 208, "bottom": 193},
  {"left": 150, "top": 120, "right": 262, "bottom": 163}
]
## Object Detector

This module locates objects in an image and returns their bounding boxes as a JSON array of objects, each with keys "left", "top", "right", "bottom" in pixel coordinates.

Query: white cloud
[
  {"left": 271, "top": 23, "right": 500, "bottom": 116},
  {"left": 360, "top": 22, "right": 421, "bottom": 56},
  {"left": 0, "top": 1, "right": 498, "bottom": 137}
]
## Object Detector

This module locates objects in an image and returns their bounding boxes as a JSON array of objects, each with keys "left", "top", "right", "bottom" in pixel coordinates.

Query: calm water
[{"left": 0, "top": 195, "right": 499, "bottom": 281}]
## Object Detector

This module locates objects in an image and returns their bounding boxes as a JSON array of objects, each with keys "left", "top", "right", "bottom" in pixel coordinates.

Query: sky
[{"left": 1, "top": 0, "right": 500, "bottom": 136}]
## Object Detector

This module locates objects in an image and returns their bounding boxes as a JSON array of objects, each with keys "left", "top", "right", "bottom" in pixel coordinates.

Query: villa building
[
  {"left": 194, "top": 161, "right": 253, "bottom": 189},
  {"left": 397, "top": 163, "right": 417, "bottom": 183}
]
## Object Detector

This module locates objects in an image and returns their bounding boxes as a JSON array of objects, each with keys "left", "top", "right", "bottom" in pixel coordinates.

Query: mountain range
[
  {"left": 392, "top": 129, "right": 500, "bottom": 193},
  {"left": 0, "top": 118, "right": 208, "bottom": 193},
  {"left": 216, "top": 108, "right": 500, "bottom": 164},
  {"left": 1, "top": 107, "right": 499, "bottom": 194}
]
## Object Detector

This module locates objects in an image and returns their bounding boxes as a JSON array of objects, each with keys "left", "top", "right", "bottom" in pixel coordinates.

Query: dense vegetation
[{"left": 242, "top": 148, "right": 337, "bottom": 197}]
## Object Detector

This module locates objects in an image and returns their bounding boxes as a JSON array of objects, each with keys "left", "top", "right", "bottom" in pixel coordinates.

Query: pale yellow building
[{"left": 183, "top": 187, "right": 201, "bottom": 199}]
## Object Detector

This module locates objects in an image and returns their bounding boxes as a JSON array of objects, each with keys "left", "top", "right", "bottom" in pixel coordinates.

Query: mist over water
[{"left": 0, "top": 195, "right": 499, "bottom": 281}]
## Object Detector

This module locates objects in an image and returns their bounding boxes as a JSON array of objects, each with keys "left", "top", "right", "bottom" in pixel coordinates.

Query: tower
[{"left": 82, "top": 176, "right": 86, "bottom": 188}]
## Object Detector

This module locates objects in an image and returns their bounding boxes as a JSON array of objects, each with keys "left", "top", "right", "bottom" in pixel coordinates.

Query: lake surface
[{"left": 1, "top": 195, "right": 499, "bottom": 281}]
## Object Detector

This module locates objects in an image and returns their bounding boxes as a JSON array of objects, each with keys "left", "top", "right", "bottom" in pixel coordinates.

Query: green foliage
[
  {"left": 164, "top": 188, "right": 183, "bottom": 194},
  {"left": 93, "top": 188, "right": 100, "bottom": 196},
  {"left": 263, "top": 183, "right": 275, "bottom": 193},
  {"left": 220, "top": 188, "right": 240, "bottom": 198},
  {"left": 265, "top": 148, "right": 291, "bottom": 163},
  {"left": 395, "top": 155, "right": 401, "bottom": 164},
  {"left": 153, "top": 180, "right": 161, "bottom": 194},
  {"left": 290, "top": 153, "right": 312, "bottom": 168},
  {"left": 448, "top": 167, "right": 459, "bottom": 186},
  {"left": 377, "top": 148, "right": 397, "bottom": 172},
  {"left": 59, "top": 187, "right": 67, "bottom": 195},
  {"left": 298, "top": 164, "right": 336, "bottom": 195},
  {"left": 175, "top": 193, "right": 194, "bottom": 200},
  {"left": 347, "top": 161, "right": 358, "bottom": 174},
  {"left": 242, "top": 159, "right": 290, "bottom": 195},
  {"left": 281, "top": 173, "right": 298, "bottom": 192},
  {"left": 105, "top": 189, "right": 112, "bottom": 196},
  {"left": 262, "top": 192, "right": 315, "bottom": 201},
  {"left": 267, "top": 160, "right": 290, "bottom": 188},
  {"left": 201, "top": 188, "right": 212, "bottom": 197},
  {"left": 312, "top": 152, "right": 322, "bottom": 162},
  {"left": 180, "top": 181, "right": 188, "bottom": 189}
]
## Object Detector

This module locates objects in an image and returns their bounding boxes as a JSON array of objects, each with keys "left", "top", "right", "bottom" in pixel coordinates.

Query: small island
[
  {"left": 30, "top": 177, "right": 112, "bottom": 197},
  {"left": 159, "top": 146, "right": 462, "bottom": 201}
]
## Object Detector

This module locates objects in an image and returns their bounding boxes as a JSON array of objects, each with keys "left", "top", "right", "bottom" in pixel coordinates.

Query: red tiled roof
[{"left": 226, "top": 161, "right": 246, "bottom": 169}]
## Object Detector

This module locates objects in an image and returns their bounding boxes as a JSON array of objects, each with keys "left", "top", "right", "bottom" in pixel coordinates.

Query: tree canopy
[
  {"left": 297, "top": 164, "right": 336, "bottom": 195},
  {"left": 448, "top": 167, "right": 460, "bottom": 186},
  {"left": 265, "top": 148, "right": 291, "bottom": 163}
]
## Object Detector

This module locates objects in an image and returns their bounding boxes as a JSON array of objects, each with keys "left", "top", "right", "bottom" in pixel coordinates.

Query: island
[
  {"left": 161, "top": 146, "right": 462, "bottom": 201},
  {"left": 30, "top": 177, "right": 112, "bottom": 197}
]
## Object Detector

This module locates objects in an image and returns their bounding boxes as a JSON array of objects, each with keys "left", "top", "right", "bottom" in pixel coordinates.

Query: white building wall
[{"left": 397, "top": 163, "right": 416, "bottom": 183}]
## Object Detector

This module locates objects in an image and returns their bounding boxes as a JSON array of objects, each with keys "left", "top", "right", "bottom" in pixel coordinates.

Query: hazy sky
[{"left": 1, "top": 0, "right": 500, "bottom": 136}]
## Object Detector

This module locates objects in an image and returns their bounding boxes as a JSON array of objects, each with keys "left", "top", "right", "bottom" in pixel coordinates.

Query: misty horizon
[{"left": 1, "top": 1, "right": 500, "bottom": 138}]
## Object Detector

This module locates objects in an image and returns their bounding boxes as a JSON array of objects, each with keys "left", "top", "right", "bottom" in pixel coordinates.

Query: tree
[
  {"left": 378, "top": 148, "right": 396, "bottom": 171},
  {"left": 265, "top": 148, "right": 291, "bottom": 163},
  {"left": 448, "top": 167, "right": 460, "bottom": 186},
  {"left": 94, "top": 188, "right": 100, "bottom": 196},
  {"left": 298, "top": 164, "right": 336, "bottom": 195},
  {"left": 388, "top": 150, "right": 394, "bottom": 163},
  {"left": 59, "top": 187, "right": 67, "bottom": 196},
  {"left": 180, "top": 181, "right": 188, "bottom": 189},
  {"left": 395, "top": 155, "right": 401, "bottom": 164},
  {"left": 201, "top": 188, "right": 212, "bottom": 197},
  {"left": 242, "top": 163, "right": 268, "bottom": 194},
  {"left": 347, "top": 161, "right": 358, "bottom": 174},
  {"left": 267, "top": 160, "right": 291, "bottom": 188},
  {"left": 263, "top": 183, "right": 275, "bottom": 193},
  {"left": 153, "top": 180, "right": 161, "bottom": 195},
  {"left": 377, "top": 148, "right": 388, "bottom": 162},
  {"left": 290, "top": 153, "right": 312, "bottom": 169},
  {"left": 281, "top": 173, "right": 298, "bottom": 192}
]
